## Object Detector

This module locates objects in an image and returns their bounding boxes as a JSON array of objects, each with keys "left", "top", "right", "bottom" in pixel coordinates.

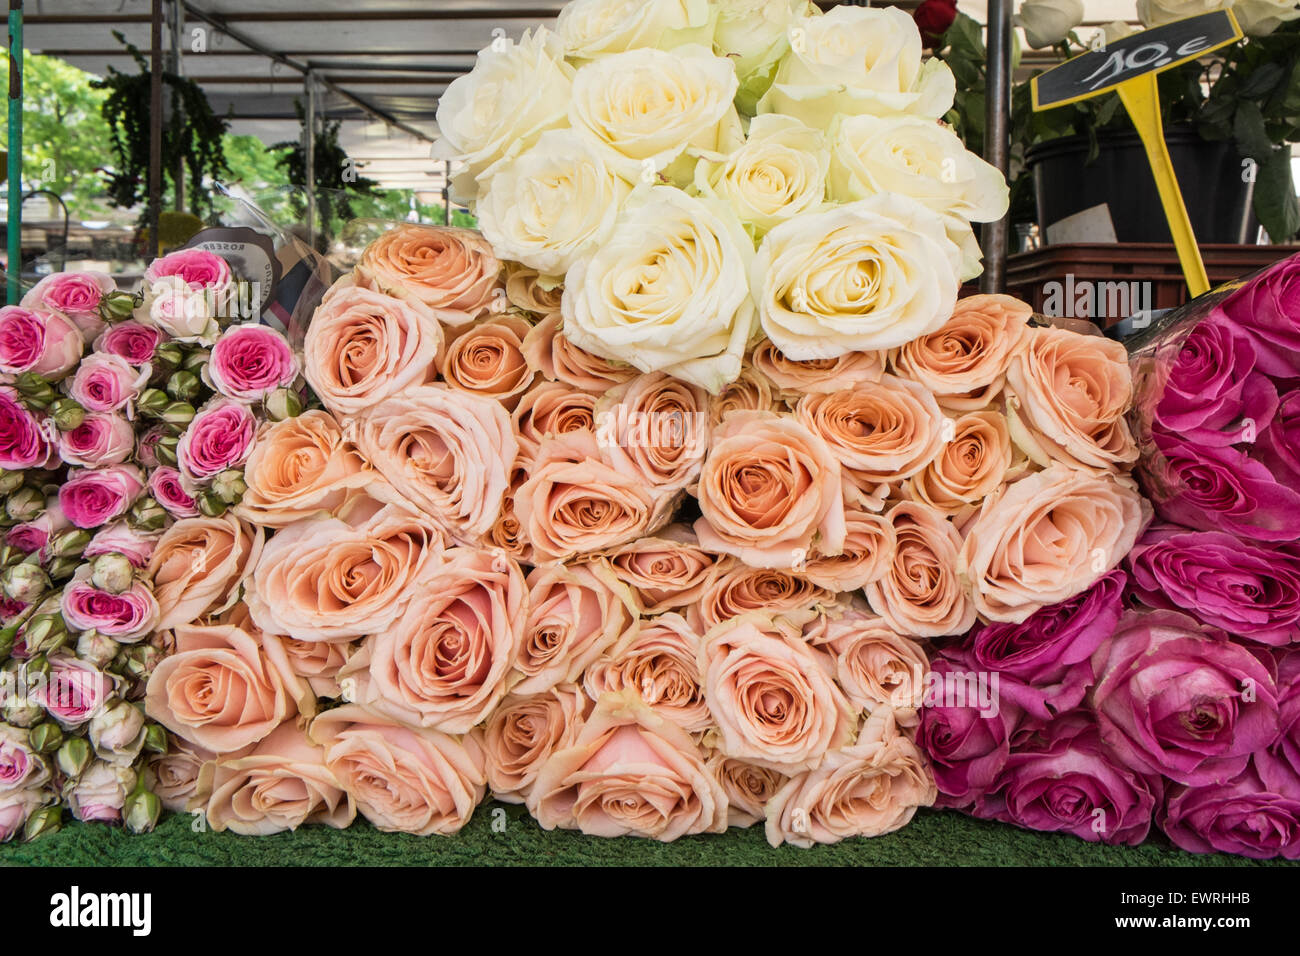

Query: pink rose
[
  {"left": 144, "top": 248, "right": 233, "bottom": 293},
  {"left": 0, "top": 305, "right": 83, "bottom": 379},
  {"left": 143, "top": 275, "right": 219, "bottom": 344},
  {"left": 95, "top": 321, "right": 163, "bottom": 365},
  {"left": 148, "top": 514, "right": 264, "bottom": 631},
  {"left": 58, "top": 465, "right": 146, "bottom": 529},
  {"left": 33, "top": 655, "right": 114, "bottom": 729},
  {"left": 149, "top": 466, "right": 200, "bottom": 518},
  {"left": 68, "top": 352, "right": 149, "bottom": 413},
  {"left": 0, "top": 789, "right": 49, "bottom": 842},
  {"left": 67, "top": 761, "right": 136, "bottom": 823},
  {"left": 177, "top": 399, "right": 257, "bottom": 486},
  {"left": 512, "top": 380, "right": 598, "bottom": 469},
  {"left": 690, "top": 562, "right": 835, "bottom": 634},
  {"left": 602, "top": 525, "right": 725, "bottom": 615},
  {"left": 60, "top": 568, "right": 160, "bottom": 643},
  {"left": 21, "top": 271, "right": 115, "bottom": 335},
  {"left": 148, "top": 735, "right": 217, "bottom": 812},
  {"left": 0, "top": 388, "right": 53, "bottom": 470},
  {"left": 207, "top": 324, "right": 299, "bottom": 401},
  {"left": 84, "top": 521, "right": 159, "bottom": 567},
  {"left": 6, "top": 501, "right": 67, "bottom": 557},
  {"left": 0, "top": 723, "right": 50, "bottom": 792},
  {"left": 56, "top": 411, "right": 135, "bottom": 468}
]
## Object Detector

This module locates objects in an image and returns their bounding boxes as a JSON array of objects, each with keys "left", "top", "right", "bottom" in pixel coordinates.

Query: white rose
[
  {"left": 1135, "top": 0, "right": 1229, "bottom": 27},
  {"left": 1229, "top": 0, "right": 1300, "bottom": 35},
  {"left": 432, "top": 27, "right": 573, "bottom": 204},
  {"left": 556, "top": 0, "right": 716, "bottom": 59},
  {"left": 569, "top": 44, "right": 743, "bottom": 186},
  {"left": 827, "top": 114, "right": 1008, "bottom": 280},
  {"left": 751, "top": 194, "right": 961, "bottom": 360},
  {"left": 693, "top": 114, "right": 829, "bottom": 237},
  {"left": 757, "top": 6, "right": 955, "bottom": 128},
  {"left": 1015, "top": 0, "right": 1085, "bottom": 47},
  {"left": 476, "top": 129, "right": 632, "bottom": 279},
  {"left": 713, "top": 0, "right": 817, "bottom": 115},
  {"left": 141, "top": 275, "right": 219, "bottom": 345},
  {"left": 1099, "top": 20, "right": 1138, "bottom": 44},
  {"left": 562, "top": 186, "right": 756, "bottom": 393}
]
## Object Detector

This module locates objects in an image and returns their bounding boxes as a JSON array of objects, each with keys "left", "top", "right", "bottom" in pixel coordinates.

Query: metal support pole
[
  {"left": 981, "top": 0, "right": 1012, "bottom": 294},
  {"left": 148, "top": 0, "right": 163, "bottom": 254},
  {"left": 304, "top": 70, "right": 316, "bottom": 248},
  {"left": 167, "top": 0, "right": 184, "bottom": 213},
  {"left": 6, "top": 0, "right": 21, "bottom": 304}
]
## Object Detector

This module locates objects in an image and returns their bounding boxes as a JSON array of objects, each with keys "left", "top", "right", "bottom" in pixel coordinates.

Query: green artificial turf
[{"left": 0, "top": 803, "right": 1292, "bottom": 867}]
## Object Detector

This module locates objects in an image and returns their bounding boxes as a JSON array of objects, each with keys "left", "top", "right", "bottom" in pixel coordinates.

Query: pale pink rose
[
  {"left": 142, "top": 275, "right": 218, "bottom": 344},
  {"left": 244, "top": 506, "right": 441, "bottom": 642},
  {"left": 891, "top": 293, "right": 1032, "bottom": 410},
  {"left": 584, "top": 612, "right": 711, "bottom": 733},
  {"left": 148, "top": 735, "right": 218, "bottom": 812},
  {"left": 0, "top": 305, "right": 83, "bottom": 379},
  {"left": 512, "top": 561, "right": 637, "bottom": 696},
  {"left": 145, "top": 622, "right": 299, "bottom": 753},
  {"left": 0, "top": 723, "right": 50, "bottom": 792},
  {"left": 864, "top": 500, "right": 975, "bottom": 638},
  {"left": 144, "top": 248, "right": 233, "bottom": 293},
  {"left": 95, "top": 321, "right": 162, "bottom": 365},
  {"left": 700, "top": 614, "right": 855, "bottom": 772},
  {"left": 21, "top": 271, "right": 115, "bottom": 336},
  {"left": 438, "top": 314, "right": 536, "bottom": 409},
  {"left": 689, "top": 562, "right": 835, "bottom": 635},
  {"left": 135, "top": 424, "right": 169, "bottom": 469},
  {"left": 57, "top": 412, "right": 134, "bottom": 468},
  {"left": 602, "top": 524, "right": 725, "bottom": 614},
  {"left": 67, "top": 761, "right": 135, "bottom": 824},
  {"left": 706, "top": 752, "right": 788, "bottom": 829},
  {"left": 959, "top": 463, "right": 1149, "bottom": 622},
  {"left": 354, "top": 224, "right": 503, "bottom": 326},
  {"left": 801, "top": 506, "right": 897, "bottom": 592},
  {"left": 196, "top": 720, "right": 355, "bottom": 835},
  {"left": 821, "top": 609, "right": 930, "bottom": 725},
  {"left": 905, "top": 409, "right": 1017, "bottom": 518},
  {"left": 521, "top": 312, "right": 637, "bottom": 391},
  {"left": 512, "top": 380, "right": 598, "bottom": 469},
  {"left": 0, "top": 389, "right": 52, "bottom": 470},
  {"left": 60, "top": 567, "right": 159, "bottom": 643},
  {"left": 515, "top": 431, "right": 658, "bottom": 561},
  {"left": 207, "top": 324, "right": 300, "bottom": 402},
  {"left": 177, "top": 398, "right": 257, "bottom": 487},
  {"left": 33, "top": 655, "right": 114, "bottom": 729},
  {"left": 1006, "top": 325, "right": 1139, "bottom": 473},
  {"left": 709, "top": 362, "right": 782, "bottom": 425},
  {"left": 58, "top": 465, "right": 145, "bottom": 529},
  {"left": 353, "top": 385, "right": 517, "bottom": 544},
  {"left": 149, "top": 466, "right": 200, "bottom": 519},
  {"left": 482, "top": 684, "right": 591, "bottom": 804},
  {"left": 309, "top": 702, "right": 487, "bottom": 836},
  {"left": 485, "top": 466, "right": 534, "bottom": 564},
  {"left": 84, "top": 521, "right": 158, "bottom": 567},
  {"left": 693, "top": 410, "right": 846, "bottom": 570},
  {"left": 304, "top": 278, "right": 444, "bottom": 418},
  {"left": 594, "top": 372, "right": 711, "bottom": 495},
  {"left": 272, "top": 636, "right": 350, "bottom": 700},
  {"left": 765, "top": 710, "right": 937, "bottom": 847},
  {"left": 0, "top": 788, "right": 50, "bottom": 842},
  {"left": 527, "top": 690, "right": 728, "bottom": 841},
  {"left": 147, "top": 514, "right": 264, "bottom": 630},
  {"left": 68, "top": 352, "right": 149, "bottom": 413},
  {"left": 751, "top": 338, "right": 884, "bottom": 402}
]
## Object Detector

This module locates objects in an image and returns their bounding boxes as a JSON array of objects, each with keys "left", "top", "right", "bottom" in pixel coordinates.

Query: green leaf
[
  {"left": 1238, "top": 62, "right": 1286, "bottom": 101},
  {"left": 1233, "top": 100, "right": 1275, "bottom": 159},
  {"left": 1252, "top": 147, "right": 1300, "bottom": 243}
]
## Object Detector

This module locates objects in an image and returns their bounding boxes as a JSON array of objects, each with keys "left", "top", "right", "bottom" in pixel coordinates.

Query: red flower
[{"left": 914, "top": 0, "right": 959, "bottom": 47}]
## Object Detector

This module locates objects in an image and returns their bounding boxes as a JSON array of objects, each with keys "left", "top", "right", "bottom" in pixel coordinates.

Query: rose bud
[
  {"left": 123, "top": 787, "right": 161, "bottom": 834},
  {"left": 265, "top": 387, "right": 302, "bottom": 421},
  {"left": 2, "top": 563, "right": 49, "bottom": 604},
  {"left": 195, "top": 492, "right": 228, "bottom": 517},
  {"left": 21, "top": 654, "right": 50, "bottom": 686},
  {"left": 28, "top": 721, "right": 63, "bottom": 753},
  {"left": 4, "top": 487, "right": 45, "bottom": 524},
  {"left": 3, "top": 694, "right": 43, "bottom": 728},
  {"left": 160, "top": 401, "right": 195, "bottom": 428},
  {"left": 14, "top": 372, "right": 56, "bottom": 409},
  {"left": 135, "top": 387, "right": 170, "bottom": 418},
  {"left": 56, "top": 736, "right": 93, "bottom": 778},
  {"left": 100, "top": 290, "right": 138, "bottom": 322},
  {"left": 88, "top": 699, "right": 146, "bottom": 765},
  {"left": 23, "top": 612, "right": 67, "bottom": 656},
  {"left": 89, "top": 552, "right": 135, "bottom": 595},
  {"left": 47, "top": 398, "right": 86, "bottom": 433},
  {"left": 0, "top": 471, "right": 23, "bottom": 496},
  {"left": 153, "top": 341, "right": 183, "bottom": 371},
  {"left": 143, "top": 723, "right": 168, "bottom": 754},
  {"left": 118, "top": 643, "right": 161, "bottom": 683},
  {"left": 127, "top": 496, "right": 168, "bottom": 532},
  {"left": 23, "top": 804, "right": 61, "bottom": 841},
  {"left": 182, "top": 349, "right": 209, "bottom": 373},
  {"left": 44, "top": 556, "right": 81, "bottom": 582},
  {"left": 76, "top": 630, "right": 120, "bottom": 669},
  {"left": 211, "top": 470, "right": 247, "bottom": 506},
  {"left": 165, "top": 369, "right": 201, "bottom": 402},
  {"left": 153, "top": 434, "right": 179, "bottom": 467},
  {"left": 49, "top": 529, "right": 91, "bottom": 560}
]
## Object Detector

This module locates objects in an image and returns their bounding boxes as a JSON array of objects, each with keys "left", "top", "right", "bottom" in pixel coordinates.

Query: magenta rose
[
  {"left": 974, "top": 711, "right": 1163, "bottom": 846},
  {"left": 32, "top": 655, "right": 114, "bottom": 728},
  {"left": 68, "top": 352, "right": 149, "bottom": 413},
  {"left": 58, "top": 465, "right": 146, "bottom": 529},
  {"left": 95, "top": 321, "right": 163, "bottom": 365},
  {"left": 1149, "top": 432, "right": 1300, "bottom": 543},
  {"left": 1090, "top": 609, "right": 1279, "bottom": 787},
  {"left": 1160, "top": 762, "right": 1300, "bottom": 860},
  {"left": 5, "top": 501, "right": 66, "bottom": 557},
  {"left": 177, "top": 399, "right": 256, "bottom": 485},
  {"left": 148, "top": 466, "right": 199, "bottom": 518},
  {"left": 84, "top": 521, "right": 158, "bottom": 567},
  {"left": 0, "top": 305, "right": 83, "bottom": 380},
  {"left": 1126, "top": 524, "right": 1300, "bottom": 645},
  {"left": 916, "top": 650, "right": 1022, "bottom": 807},
  {"left": 20, "top": 271, "right": 115, "bottom": 335},
  {"left": 56, "top": 411, "right": 135, "bottom": 468},
  {"left": 60, "top": 572, "right": 159, "bottom": 643},
  {"left": 135, "top": 424, "right": 169, "bottom": 469},
  {"left": 207, "top": 324, "right": 299, "bottom": 401},
  {"left": 1152, "top": 314, "right": 1278, "bottom": 447},
  {"left": 1219, "top": 252, "right": 1300, "bottom": 378},
  {"left": 143, "top": 248, "right": 233, "bottom": 293},
  {"left": 0, "top": 389, "right": 52, "bottom": 470},
  {"left": 968, "top": 570, "right": 1124, "bottom": 721},
  {"left": 1257, "top": 648, "right": 1300, "bottom": 799},
  {"left": 1255, "top": 389, "right": 1300, "bottom": 488}
]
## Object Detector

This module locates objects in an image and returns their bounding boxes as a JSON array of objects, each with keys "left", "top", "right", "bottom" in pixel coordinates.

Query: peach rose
[
  {"left": 521, "top": 313, "right": 637, "bottom": 391},
  {"left": 891, "top": 294, "right": 1032, "bottom": 410},
  {"left": 148, "top": 735, "right": 218, "bottom": 812},
  {"left": 352, "top": 385, "right": 517, "bottom": 544},
  {"left": 690, "top": 563, "right": 835, "bottom": 634},
  {"left": 482, "top": 683, "right": 591, "bottom": 804},
  {"left": 234, "top": 411, "right": 374, "bottom": 528},
  {"left": 959, "top": 463, "right": 1148, "bottom": 622},
  {"left": 196, "top": 721, "right": 355, "bottom": 835},
  {"left": 485, "top": 466, "right": 533, "bottom": 564},
  {"left": 1005, "top": 325, "right": 1139, "bottom": 473},
  {"left": 801, "top": 507, "right": 897, "bottom": 592},
  {"left": 751, "top": 338, "right": 884, "bottom": 402},
  {"left": 512, "top": 380, "right": 598, "bottom": 469},
  {"left": 706, "top": 751, "right": 789, "bottom": 829},
  {"left": 244, "top": 505, "right": 440, "bottom": 642},
  {"left": 511, "top": 560, "right": 637, "bottom": 696},
  {"left": 594, "top": 372, "right": 711, "bottom": 495},
  {"left": 349, "top": 548, "right": 526, "bottom": 733},
  {"left": 709, "top": 362, "right": 781, "bottom": 426},
  {"left": 504, "top": 262, "right": 565, "bottom": 316},
  {"left": 438, "top": 314, "right": 536, "bottom": 409},
  {"left": 309, "top": 703, "right": 487, "bottom": 836},
  {"left": 764, "top": 710, "right": 937, "bottom": 847},
  {"left": 700, "top": 614, "right": 855, "bottom": 772},
  {"left": 147, "top": 514, "right": 265, "bottom": 631},
  {"left": 602, "top": 525, "right": 725, "bottom": 614},
  {"left": 904, "top": 409, "right": 1015, "bottom": 517},
  {"left": 796, "top": 374, "right": 945, "bottom": 510},
  {"left": 145, "top": 622, "right": 299, "bottom": 753},
  {"left": 354, "top": 224, "right": 503, "bottom": 326},
  {"left": 583, "top": 613, "right": 710, "bottom": 733},
  {"left": 274, "top": 636, "right": 350, "bottom": 700},
  {"left": 693, "top": 410, "right": 846, "bottom": 570},
  {"left": 514, "top": 431, "right": 658, "bottom": 561},
  {"left": 527, "top": 690, "right": 728, "bottom": 841},
  {"left": 821, "top": 609, "right": 930, "bottom": 725},
  {"left": 865, "top": 500, "right": 975, "bottom": 637},
  {"left": 304, "top": 279, "right": 443, "bottom": 417}
]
